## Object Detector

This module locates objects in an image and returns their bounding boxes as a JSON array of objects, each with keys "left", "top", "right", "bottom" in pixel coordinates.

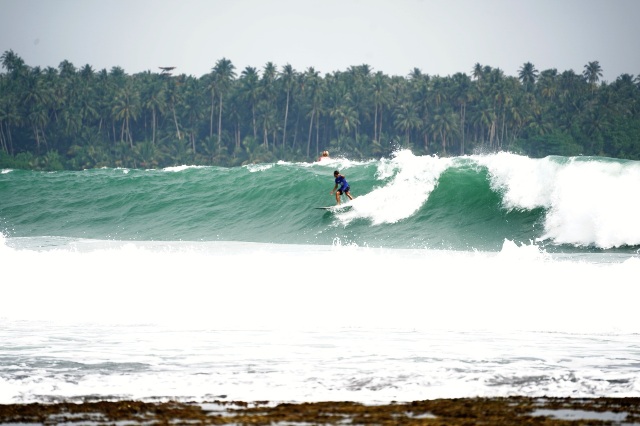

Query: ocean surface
[{"left": 1, "top": 150, "right": 639, "bottom": 404}]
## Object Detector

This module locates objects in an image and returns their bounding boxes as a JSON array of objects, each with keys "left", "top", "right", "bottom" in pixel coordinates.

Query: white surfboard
[{"left": 315, "top": 205, "right": 352, "bottom": 211}]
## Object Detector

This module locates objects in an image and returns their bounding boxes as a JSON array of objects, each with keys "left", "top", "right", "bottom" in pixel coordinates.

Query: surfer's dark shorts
[{"left": 337, "top": 186, "right": 350, "bottom": 195}]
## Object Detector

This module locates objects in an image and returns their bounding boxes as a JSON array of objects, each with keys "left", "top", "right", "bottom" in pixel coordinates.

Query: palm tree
[
  {"left": 212, "top": 58, "right": 236, "bottom": 152},
  {"left": 610, "top": 73, "right": 637, "bottom": 116},
  {"left": 1, "top": 50, "right": 27, "bottom": 77},
  {"left": 238, "top": 66, "right": 260, "bottom": 139},
  {"left": 112, "top": 80, "right": 140, "bottom": 148},
  {"left": 583, "top": 61, "right": 603, "bottom": 93},
  {"left": 106, "top": 66, "right": 129, "bottom": 145},
  {"left": 537, "top": 69, "right": 558, "bottom": 99},
  {"left": 408, "top": 73, "right": 432, "bottom": 151},
  {"left": 164, "top": 74, "right": 184, "bottom": 141},
  {"left": 76, "top": 65, "right": 99, "bottom": 137},
  {"left": 280, "top": 64, "right": 295, "bottom": 151},
  {"left": 394, "top": 102, "right": 422, "bottom": 145},
  {"left": 257, "top": 99, "right": 277, "bottom": 149},
  {"left": 58, "top": 60, "right": 76, "bottom": 82},
  {"left": 330, "top": 104, "right": 359, "bottom": 142},
  {"left": 180, "top": 76, "right": 205, "bottom": 154},
  {"left": 451, "top": 72, "right": 472, "bottom": 154},
  {"left": 472, "top": 63, "right": 483, "bottom": 81},
  {"left": 346, "top": 64, "right": 373, "bottom": 146},
  {"left": 556, "top": 69, "right": 588, "bottom": 127},
  {"left": 302, "top": 67, "right": 322, "bottom": 157},
  {"left": 202, "top": 73, "right": 216, "bottom": 139},
  {"left": 371, "top": 71, "right": 390, "bottom": 144},
  {"left": 430, "top": 108, "right": 459, "bottom": 155},
  {"left": 518, "top": 62, "right": 538, "bottom": 92},
  {"left": 140, "top": 73, "right": 167, "bottom": 145},
  {"left": 1, "top": 98, "right": 20, "bottom": 154},
  {"left": 260, "top": 62, "right": 278, "bottom": 148},
  {"left": 0, "top": 83, "right": 9, "bottom": 153},
  {"left": 23, "top": 67, "right": 51, "bottom": 149},
  {"left": 409, "top": 67, "right": 423, "bottom": 80}
]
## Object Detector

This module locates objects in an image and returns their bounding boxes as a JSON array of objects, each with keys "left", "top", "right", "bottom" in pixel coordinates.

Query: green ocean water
[{"left": 1, "top": 151, "right": 639, "bottom": 252}]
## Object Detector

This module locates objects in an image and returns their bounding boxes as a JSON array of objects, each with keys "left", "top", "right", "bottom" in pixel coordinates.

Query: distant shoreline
[
  {"left": 1, "top": 397, "right": 639, "bottom": 425},
  {"left": 3, "top": 50, "right": 640, "bottom": 172}
]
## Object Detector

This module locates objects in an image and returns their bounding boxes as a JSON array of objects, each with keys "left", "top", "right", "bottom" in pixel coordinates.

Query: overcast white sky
[{"left": 1, "top": 0, "right": 639, "bottom": 82}]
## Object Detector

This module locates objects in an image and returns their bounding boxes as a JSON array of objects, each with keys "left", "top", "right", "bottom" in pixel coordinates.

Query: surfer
[
  {"left": 318, "top": 150, "right": 330, "bottom": 161},
  {"left": 330, "top": 170, "right": 354, "bottom": 205}
]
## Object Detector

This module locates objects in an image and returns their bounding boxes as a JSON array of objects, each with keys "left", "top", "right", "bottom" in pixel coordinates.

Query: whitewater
[{"left": 1, "top": 151, "right": 639, "bottom": 404}]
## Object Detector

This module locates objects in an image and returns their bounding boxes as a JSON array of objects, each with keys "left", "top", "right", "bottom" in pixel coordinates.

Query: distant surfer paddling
[{"left": 330, "top": 170, "right": 354, "bottom": 205}]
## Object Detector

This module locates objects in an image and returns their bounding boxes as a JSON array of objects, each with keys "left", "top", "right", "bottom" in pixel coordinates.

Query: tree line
[{"left": 1, "top": 49, "right": 639, "bottom": 170}]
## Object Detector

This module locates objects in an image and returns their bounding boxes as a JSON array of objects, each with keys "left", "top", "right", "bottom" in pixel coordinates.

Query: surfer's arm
[{"left": 330, "top": 183, "right": 338, "bottom": 194}]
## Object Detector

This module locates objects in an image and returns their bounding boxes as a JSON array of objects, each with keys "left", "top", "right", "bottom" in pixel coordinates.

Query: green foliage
[
  {"left": 39, "top": 150, "right": 65, "bottom": 171},
  {"left": 602, "top": 116, "right": 640, "bottom": 160},
  {"left": 0, "top": 151, "right": 26, "bottom": 169},
  {"left": 1, "top": 49, "right": 640, "bottom": 170},
  {"left": 515, "top": 131, "right": 583, "bottom": 158}
]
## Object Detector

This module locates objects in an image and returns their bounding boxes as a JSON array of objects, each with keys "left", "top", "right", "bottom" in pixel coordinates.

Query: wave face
[{"left": 2, "top": 151, "right": 639, "bottom": 252}]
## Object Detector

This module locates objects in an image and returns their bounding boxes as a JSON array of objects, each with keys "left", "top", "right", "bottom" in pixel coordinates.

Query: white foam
[
  {"left": 478, "top": 152, "right": 558, "bottom": 210},
  {"left": 245, "top": 163, "right": 274, "bottom": 172},
  {"left": 478, "top": 153, "right": 640, "bottom": 248},
  {"left": 1, "top": 237, "right": 638, "bottom": 334},
  {"left": 337, "top": 150, "right": 451, "bottom": 225},
  {"left": 162, "top": 165, "right": 205, "bottom": 172},
  {"left": 541, "top": 159, "right": 640, "bottom": 248},
  {"left": 2, "top": 321, "right": 639, "bottom": 404}
]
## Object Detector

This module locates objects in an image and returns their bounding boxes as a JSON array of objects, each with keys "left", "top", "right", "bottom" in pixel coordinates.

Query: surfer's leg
[{"left": 336, "top": 190, "right": 342, "bottom": 204}]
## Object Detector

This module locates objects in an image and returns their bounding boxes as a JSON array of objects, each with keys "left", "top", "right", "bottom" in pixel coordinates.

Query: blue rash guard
[{"left": 335, "top": 175, "right": 350, "bottom": 193}]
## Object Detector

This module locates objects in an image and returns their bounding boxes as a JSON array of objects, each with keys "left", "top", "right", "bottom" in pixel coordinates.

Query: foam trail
[{"left": 2, "top": 237, "right": 639, "bottom": 333}]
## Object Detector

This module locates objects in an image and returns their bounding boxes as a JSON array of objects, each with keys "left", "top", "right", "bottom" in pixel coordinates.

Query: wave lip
[
  {"left": 540, "top": 158, "right": 640, "bottom": 248},
  {"left": 338, "top": 151, "right": 452, "bottom": 225},
  {"left": 477, "top": 153, "right": 640, "bottom": 249}
]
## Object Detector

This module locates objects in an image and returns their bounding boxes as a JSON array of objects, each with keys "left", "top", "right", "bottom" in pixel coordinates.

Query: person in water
[
  {"left": 319, "top": 150, "right": 329, "bottom": 161},
  {"left": 330, "top": 170, "right": 354, "bottom": 205}
]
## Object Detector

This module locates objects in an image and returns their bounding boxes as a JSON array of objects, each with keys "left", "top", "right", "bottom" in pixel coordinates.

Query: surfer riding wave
[{"left": 330, "top": 170, "right": 354, "bottom": 205}]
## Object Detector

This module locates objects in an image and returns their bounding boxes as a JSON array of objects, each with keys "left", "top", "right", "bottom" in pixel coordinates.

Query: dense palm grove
[{"left": 1, "top": 49, "right": 639, "bottom": 170}]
